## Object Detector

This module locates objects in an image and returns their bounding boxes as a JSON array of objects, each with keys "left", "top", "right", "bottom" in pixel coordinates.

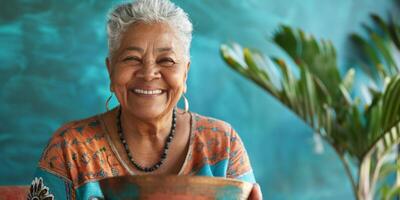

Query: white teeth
[{"left": 133, "top": 89, "right": 162, "bottom": 95}]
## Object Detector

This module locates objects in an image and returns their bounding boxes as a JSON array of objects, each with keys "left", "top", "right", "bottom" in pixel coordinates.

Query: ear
[
  {"left": 183, "top": 61, "right": 190, "bottom": 93},
  {"left": 106, "top": 57, "right": 112, "bottom": 77},
  {"left": 184, "top": 61, "right": 190, "bottom": 81},
  {"left": 105, "top": 57, "right": 114, "bottom": 92}
]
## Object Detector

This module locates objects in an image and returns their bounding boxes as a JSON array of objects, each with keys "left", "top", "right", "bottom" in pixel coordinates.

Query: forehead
[{"left": 119, "top": 22, "right": 182, "bottom": 52}]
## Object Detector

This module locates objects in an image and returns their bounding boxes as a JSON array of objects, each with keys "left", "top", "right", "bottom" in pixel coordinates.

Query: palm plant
[{"left": 220, "top": 13, "right": 400, "bottom": 200}]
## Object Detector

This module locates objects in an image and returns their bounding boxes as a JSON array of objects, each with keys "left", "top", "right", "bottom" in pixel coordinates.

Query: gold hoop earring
[
  {"left": 183, "top": 94, "right": 189, "bottom": 113},
  {"left": 105, "top": 93, "right": 113, "bottom": 111}
]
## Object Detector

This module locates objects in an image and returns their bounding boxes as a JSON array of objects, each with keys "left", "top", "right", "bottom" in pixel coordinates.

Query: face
[{"left": 106, "top": 22, "right": 190, "bottom": 121}]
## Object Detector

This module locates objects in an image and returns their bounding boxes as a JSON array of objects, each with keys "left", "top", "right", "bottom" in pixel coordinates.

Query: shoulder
[
  {"left": 39, "top": 112, "right": 126, "bottom": 187},
  {"left": 189, "top": 112, "right": 240, "bottom": 155},
  {"left": 189, "top": 112, "right": 246, "bottom": 148},
  {"left": 43, "top": 114, "right": 103, "bottom": 150},
  {"left": 38, "top": 114, "right": 104, "bottom": 173},
  {"left": 183, "top": 112, "right": 248, "bottom": 176},
  {"left": 191, "top": 112, "right": 233, "bottom": 135},
  {"left": 54, "top": 115, "right": 102, "bottom": 141}
]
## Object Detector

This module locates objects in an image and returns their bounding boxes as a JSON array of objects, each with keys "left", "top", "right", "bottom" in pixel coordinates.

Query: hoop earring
[
  {"left": 105, "top": 93, "right": 113, "bottom": 111},
  {"left": 182, "top": 94, "right": 189, "bottom": 113}
]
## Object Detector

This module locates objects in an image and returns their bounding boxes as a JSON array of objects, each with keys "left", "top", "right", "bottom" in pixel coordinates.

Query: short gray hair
[{"left": 107, "top": 0, "right": 193, "bottom": 58}]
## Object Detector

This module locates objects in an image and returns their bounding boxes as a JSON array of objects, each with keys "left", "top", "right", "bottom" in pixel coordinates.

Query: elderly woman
[{"left": 28, "top": 0, "right": 261, "bottom": 199}]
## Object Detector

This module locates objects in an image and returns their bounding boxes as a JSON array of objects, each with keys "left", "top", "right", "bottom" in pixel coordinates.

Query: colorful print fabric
[{"left": 28, "top": 110, "right": 255, "bottom": 199}]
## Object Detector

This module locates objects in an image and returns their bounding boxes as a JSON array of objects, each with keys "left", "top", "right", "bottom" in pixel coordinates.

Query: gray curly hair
[{"left": 107, "top": 0, "right": 193, "bottom": 59}]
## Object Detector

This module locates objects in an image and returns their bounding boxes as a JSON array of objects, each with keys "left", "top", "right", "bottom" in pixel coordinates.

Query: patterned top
[{"left": 28, "top": 110, "right": 255, "bottom": 200}]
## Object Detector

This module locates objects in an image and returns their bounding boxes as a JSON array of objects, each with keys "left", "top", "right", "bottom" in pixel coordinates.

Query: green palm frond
[
  {"left": 365, "top": 76, "right": 400, "bottom": 154},
  {"left": 379, "top": 158, "right": 400, "bottom": 200},
  {"left": 353, "top": 14, "right": 400, "bottom": 162},
  {"left": 273, "top": 26, "right": 341, "bottom": 97},
  {"left": 221, "top": 12, "right": 400, "bottom": 200},
  {"left": 352, "top": 14, "right": 400, "bottom": 86},
  {"left": 221, "top": 27, "right": 363, "bottom": 158}
]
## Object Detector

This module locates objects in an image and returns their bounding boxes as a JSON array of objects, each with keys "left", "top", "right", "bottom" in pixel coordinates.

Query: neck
[{"left": 119, "top": 107, "right": 174, "bottom": 141}]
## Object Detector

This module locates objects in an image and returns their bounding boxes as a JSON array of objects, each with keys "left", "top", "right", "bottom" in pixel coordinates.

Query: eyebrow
[
  {"left": 125, "top": 46, "right": 144, "bottom": 53},
  {"left": 124, "top": 46, "right": 175, "bottom": 53},
  {"left": 156, "top": 47, "right": 174, "bottom": 53}
]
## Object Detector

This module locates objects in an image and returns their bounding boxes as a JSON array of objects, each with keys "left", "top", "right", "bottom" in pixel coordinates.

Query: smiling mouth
[{"left": 131, "top": 88, "right": 164, "bottom": 95}]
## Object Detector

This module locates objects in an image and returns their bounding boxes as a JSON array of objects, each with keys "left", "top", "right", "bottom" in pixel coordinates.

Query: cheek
[
  {"left": 112, "top": 67, "right": 133, "bottom": 86},
  {"left": 166, "top": 71, "right": 186, "bottom": 90},
  {"left": 111, "top": 68, "right": 133, "bottom": 105}
]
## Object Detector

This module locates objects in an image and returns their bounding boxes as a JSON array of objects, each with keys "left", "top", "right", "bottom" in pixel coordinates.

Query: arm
[
  {"left": 28, "top": 167, "right": 75, "bottom": 200},
  {"left": 226, "top": 128, "right": 262, "bottom": 200},
  {"left": 28, "top": 130, "right": 75, "bottom": 200},
  {"left": 226, "top": 127, "right": 256, "bottom": 183},
  {"left": 249, "top": 183, "right": 263, "bottom": 200}
]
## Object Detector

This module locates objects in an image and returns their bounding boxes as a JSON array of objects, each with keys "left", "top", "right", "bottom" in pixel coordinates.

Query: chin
[{"left": 126, "top": 105, "right": 169, "bottom": 121}]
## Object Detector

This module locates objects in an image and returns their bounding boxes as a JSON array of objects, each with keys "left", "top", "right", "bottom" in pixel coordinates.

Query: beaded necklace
[{"left": 116, "top": 107, "right": 177, "bottom": 172}]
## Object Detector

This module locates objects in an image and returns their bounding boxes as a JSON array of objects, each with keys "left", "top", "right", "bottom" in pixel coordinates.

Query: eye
[
  {"left": 157, "top": 58, "right": 176, "bottom": 67},
  {"left": 122, "top": 56, "right": 142, "bottom": 63}
]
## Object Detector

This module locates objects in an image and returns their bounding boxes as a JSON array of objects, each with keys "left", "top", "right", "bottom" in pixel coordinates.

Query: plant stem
[{"left": 335, "top": 149, "right": 359, "bottom": 200}]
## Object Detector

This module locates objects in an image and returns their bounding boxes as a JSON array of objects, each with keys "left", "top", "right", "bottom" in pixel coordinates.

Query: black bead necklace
[{"left": 116, "top": 107, "right": 177, "bottom": 172}]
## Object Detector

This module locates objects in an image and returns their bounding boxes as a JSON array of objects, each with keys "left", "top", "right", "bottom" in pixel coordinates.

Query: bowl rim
[{"left": 99, "top": 174, "right": 254, "bottom": 187}]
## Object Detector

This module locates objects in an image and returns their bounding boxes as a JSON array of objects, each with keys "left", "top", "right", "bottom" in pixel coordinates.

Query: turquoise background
[{"left": 0, "top": 0, "right": 398, "bottom": 199}]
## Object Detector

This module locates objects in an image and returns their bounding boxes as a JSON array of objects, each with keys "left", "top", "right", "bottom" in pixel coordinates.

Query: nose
[{"left": 136, "top": 61, "right": 161, "bottom": 81}]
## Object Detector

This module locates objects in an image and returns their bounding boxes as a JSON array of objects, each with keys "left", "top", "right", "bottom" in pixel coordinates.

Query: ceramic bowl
[{"left": 99, "top": 175, "right": 253, "bottom": 200}]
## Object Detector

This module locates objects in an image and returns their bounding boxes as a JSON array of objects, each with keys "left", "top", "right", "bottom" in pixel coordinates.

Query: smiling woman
[
  {"left": 107, "top": 22, "right": 189, "bottom": 122},
  {"left": 27, "top": 0, "right": 261, "bottom": 199}
]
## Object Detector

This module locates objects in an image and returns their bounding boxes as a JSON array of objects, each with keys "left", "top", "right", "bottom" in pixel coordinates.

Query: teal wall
[{"left": 0, "top": 0, "right": 397, "bottom": 199}]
